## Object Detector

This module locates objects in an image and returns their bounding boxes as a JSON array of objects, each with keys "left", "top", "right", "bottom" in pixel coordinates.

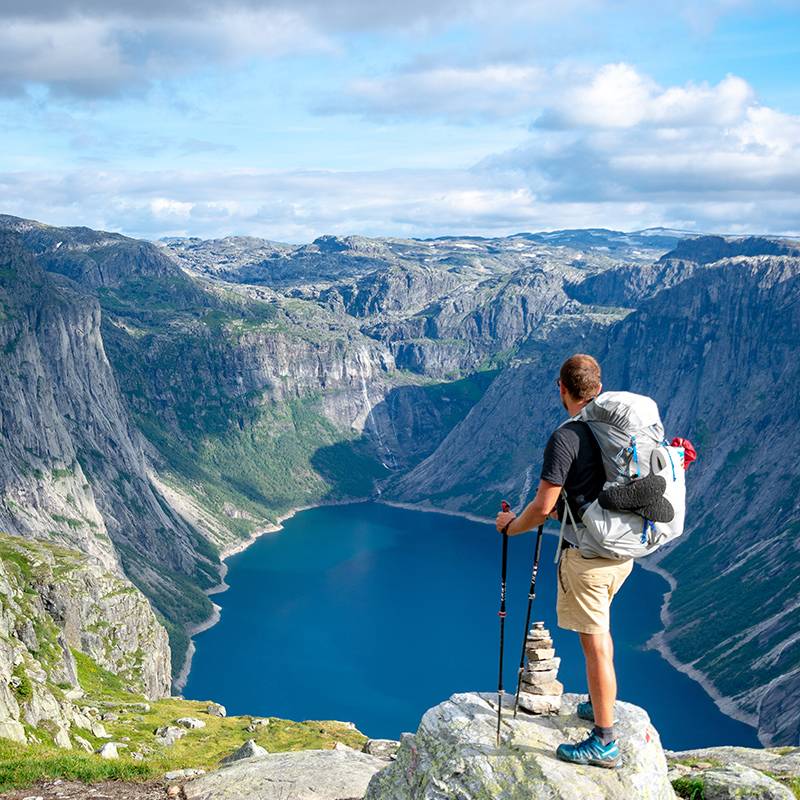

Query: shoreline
[
  {"left": 375, "top": 498, "right": 494, "bottom": 526},
  {"left": 173, "top": 496, "right": 760, "bottom": 741},
  {"left": 173, "top": 496, "right": 369, "bottom": 692},
  {"left": 637, "top": 558, "right": 760, "bottom": 739}
]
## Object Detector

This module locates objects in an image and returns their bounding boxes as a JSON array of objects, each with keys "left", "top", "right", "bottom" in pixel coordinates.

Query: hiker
[{"left": 495, "top": 353, "right": 631, "bottom": 768}]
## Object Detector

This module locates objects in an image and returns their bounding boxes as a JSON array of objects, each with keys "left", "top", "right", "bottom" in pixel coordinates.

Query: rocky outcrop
[
  {"left": 0, "top": 531, "right": 169, "bottom": 748},
  {"left": 365, "top": 692, "right": 675, "bottom": 800},
  {"left": 667, "top": 746, "right": 800, "bottom": 799},
  {"left": 658, "top": 235, "right": 800, "bottom": 266},
  {"left": 183, "top": 747, "right": 388, "bottom": 800}
]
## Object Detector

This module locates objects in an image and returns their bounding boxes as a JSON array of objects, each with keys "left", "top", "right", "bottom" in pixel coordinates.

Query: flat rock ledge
[
  {"left": 182, "top": 748, "right": 389, "bottom": 800},
  {"left": 365, "top": 692, "right": 675, "bottom": 800}
]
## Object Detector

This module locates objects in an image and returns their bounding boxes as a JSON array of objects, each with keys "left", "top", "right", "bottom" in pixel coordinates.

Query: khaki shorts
[{"left": 556, "top": 548, "right": 633, "bottom": 635}]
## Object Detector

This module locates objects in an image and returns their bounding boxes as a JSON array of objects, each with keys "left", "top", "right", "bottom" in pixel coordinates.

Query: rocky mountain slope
[
  {"left": 0, "top": 213, "right": 797, "bottom": 751},
  {"left": 0, "top": 226, "right": 220, "bottom": 673},
  {"left": 0, "top": 532, "right": 168, "bottom": 749}
]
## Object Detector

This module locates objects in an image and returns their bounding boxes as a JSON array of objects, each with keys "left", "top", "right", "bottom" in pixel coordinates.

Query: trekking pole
[
  {"left": 495, "top": 500, "right": 512, "bottom": 747},
  {"left": 513, "top": 524, "right": 544, "bottom": 718}
]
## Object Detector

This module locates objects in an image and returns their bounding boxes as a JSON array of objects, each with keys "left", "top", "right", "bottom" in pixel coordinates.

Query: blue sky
[{"left": 1, "top": 0, "right": 798, "bottom": 241}]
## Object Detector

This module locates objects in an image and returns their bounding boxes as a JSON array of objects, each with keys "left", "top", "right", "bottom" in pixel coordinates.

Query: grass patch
[
  {"left": 11, "top": 664, "right": 32, "bottom": 702},
  {"left": 764, "top": 772, "right": 800, "bottom": 799},
  {"left": 0, "top": 538, "right": 33, "bottom": 581},
  {"left": 51, "top": 514, "right": 84, "bottom": 529},
  {"left": 73, "top": 650, "right": 135, "bottom": 702},
  {"left": 672, "top": 777, "right": 705, "bottom": 799},
  {"left": 0, "top": 684, "right": 368, "bottom": 791},
  {"left": 0, "top": 740, "right": 152, "bottom": 791}
]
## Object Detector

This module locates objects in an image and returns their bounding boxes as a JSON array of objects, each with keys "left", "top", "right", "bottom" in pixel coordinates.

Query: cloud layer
[
  {"left": 1, "top": 3, "right": 797, "bottom": 239},
  {"left": 0, "top": 0, "right": 577, "bottom": 96},
  {"left": 1, "top": 0, "right": 776, "bottom": 96}
]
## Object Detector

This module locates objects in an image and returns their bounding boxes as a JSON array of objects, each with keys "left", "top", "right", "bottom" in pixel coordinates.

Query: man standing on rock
[{"left": 495, "top": 354, "right": 632, "bottom": 768}]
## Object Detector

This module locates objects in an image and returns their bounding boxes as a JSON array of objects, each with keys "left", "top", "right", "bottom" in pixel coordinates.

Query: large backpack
[{"left": 556, "top": 391, "right": 687, "bottom": 561}]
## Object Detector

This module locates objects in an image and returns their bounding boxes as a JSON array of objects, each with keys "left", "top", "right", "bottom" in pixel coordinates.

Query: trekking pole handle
[{"left": 500, "top": 500, "right": 512, "bottom": 533}]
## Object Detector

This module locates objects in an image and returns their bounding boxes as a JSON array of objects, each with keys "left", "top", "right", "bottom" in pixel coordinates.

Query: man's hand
[{"left": 496, "top": 511, "right": 516, "bottom": 534}]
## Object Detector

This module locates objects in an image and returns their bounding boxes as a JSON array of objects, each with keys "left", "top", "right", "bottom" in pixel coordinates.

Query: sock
[{"left": 593, "top": 725, "right": 615, "bottom": 746}]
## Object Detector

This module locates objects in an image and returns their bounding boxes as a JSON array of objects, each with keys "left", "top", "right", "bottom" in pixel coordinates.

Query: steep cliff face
[
  {"left": 0, "top": 231, "right": 213, "bottom": 677},
  {"left": 0, "top": 532, "right": 169, "bottom": 748},
  {"left": 388, "top": 253, "right": 800, "bottom": 745}
]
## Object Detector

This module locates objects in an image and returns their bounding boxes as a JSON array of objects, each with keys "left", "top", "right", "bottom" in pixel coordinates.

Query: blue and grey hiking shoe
[
  {"left": 556, "top": 732, "right": 622, "bottom": 768},
  {"left": 577, "top": 699, "right": 594, "bottom": 721}
]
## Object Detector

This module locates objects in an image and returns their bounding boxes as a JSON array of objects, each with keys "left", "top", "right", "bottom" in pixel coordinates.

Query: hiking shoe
[
  {"left": 576, "top": 699, "right": 594, "bottom": 722},
  {"left": 556, "top": 732, "right": 622, "bottom": 768},
  {"left": 599, "top": 474, "right": 674, "bottom": 522}
]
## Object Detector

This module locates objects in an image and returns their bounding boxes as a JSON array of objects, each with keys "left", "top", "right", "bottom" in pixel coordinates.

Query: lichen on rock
[{"left": 365, "top": 692, "right": 676, "bottom": 800}]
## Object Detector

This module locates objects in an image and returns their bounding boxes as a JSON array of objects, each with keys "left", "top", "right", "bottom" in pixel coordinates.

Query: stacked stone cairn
[{"left": 517, "top": 621, "right": 563, "bottom": 715}]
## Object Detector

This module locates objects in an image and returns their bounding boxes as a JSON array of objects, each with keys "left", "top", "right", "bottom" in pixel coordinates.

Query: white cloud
[
  {"left": 538, "top": 64, "right": 755, "bottom": 129},
  {"left": 478, "top": 63, "right": 800, "bottom": 214},
  {"left": 323, "top": 63, "right": 544, "bottom": 120},
  {"left": 0, "top": 18, "right": 135, "bottom": 95},
  {"left": 322, "top": 59, "right": 760, "bottom": 131}
]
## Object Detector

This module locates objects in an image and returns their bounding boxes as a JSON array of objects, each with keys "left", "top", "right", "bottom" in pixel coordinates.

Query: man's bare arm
[{"left": 495, "top": 480, "right": 562, "bottom": 536}]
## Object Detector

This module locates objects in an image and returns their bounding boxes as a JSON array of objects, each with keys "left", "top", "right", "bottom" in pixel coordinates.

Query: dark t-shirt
[{"left": 540, "top": 421, "right": 605, "bottom": 522}]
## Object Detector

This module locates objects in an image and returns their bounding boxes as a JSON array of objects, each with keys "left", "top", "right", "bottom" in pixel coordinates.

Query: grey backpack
[{"left": 556, "top": 391, "right": 687, "bottom": 561}]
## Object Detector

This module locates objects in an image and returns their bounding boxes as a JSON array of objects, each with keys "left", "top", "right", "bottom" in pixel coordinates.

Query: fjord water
[{"left": 184, "top": 502, "right": 759, "bottom": 749}]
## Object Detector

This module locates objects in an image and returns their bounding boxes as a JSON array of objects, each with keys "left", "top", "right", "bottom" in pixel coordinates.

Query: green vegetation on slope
[
  {"left": 139, "top": 393, "right": 387, "bottom": 534},
  {"left": 0, "top": 648, "right": 368, "bottom": 792},
  {"left": 661, "top": 515, "right": 800, "bottom": 705}
]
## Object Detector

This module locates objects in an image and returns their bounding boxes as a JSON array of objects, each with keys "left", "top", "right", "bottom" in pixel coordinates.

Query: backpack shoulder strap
[{"left": 554, "top": 489, "right": 581, "bottom": 564}]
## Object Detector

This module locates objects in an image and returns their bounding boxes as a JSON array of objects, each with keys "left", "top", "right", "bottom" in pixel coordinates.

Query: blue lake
[{"left": 184, "top": 501, "right": 760, "bottom": 749}]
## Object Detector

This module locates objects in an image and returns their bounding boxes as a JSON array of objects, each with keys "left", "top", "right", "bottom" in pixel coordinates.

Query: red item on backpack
[{"left": 671, "top": 437, "right": 697, "bottom": 468}]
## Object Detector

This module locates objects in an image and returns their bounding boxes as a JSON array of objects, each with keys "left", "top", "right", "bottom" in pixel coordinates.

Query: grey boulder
[
  {"left": 667, "top": 746, "right": 800, "bottom": 799},
  {"left": 183, "top": 748, "right": 388, "bottom": 800},
  {"left": 155, "top": 725, "right": 187, "bottom": 746},
  {"left": 694, "top": 763, "right": 793, "bottom": 799},
  {"left": 97, "top": 742, "right": 120, "bottom": 759},
  {"left": 363, "top": 739, "right": 400, "bottom": 760},
  {"left": 165, "top": 768, "right": 206, "bottom": 780},
  {"left": 365, "top": 692, "right": 676, "bottom": 799},
  {"left": 176, "top": 717, "right": 207, "bottom": 729},
  {"left": 220, "top": 738, "right": 269, "bottom": 765}
]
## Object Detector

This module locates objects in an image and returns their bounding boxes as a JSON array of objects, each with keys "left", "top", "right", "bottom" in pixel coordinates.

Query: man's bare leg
[
  {"left": 579, "top": 631, "right": 615, "bottom": 729},
  {"left": 554, "top": 629, "right": 621, "bottom": 765}
]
